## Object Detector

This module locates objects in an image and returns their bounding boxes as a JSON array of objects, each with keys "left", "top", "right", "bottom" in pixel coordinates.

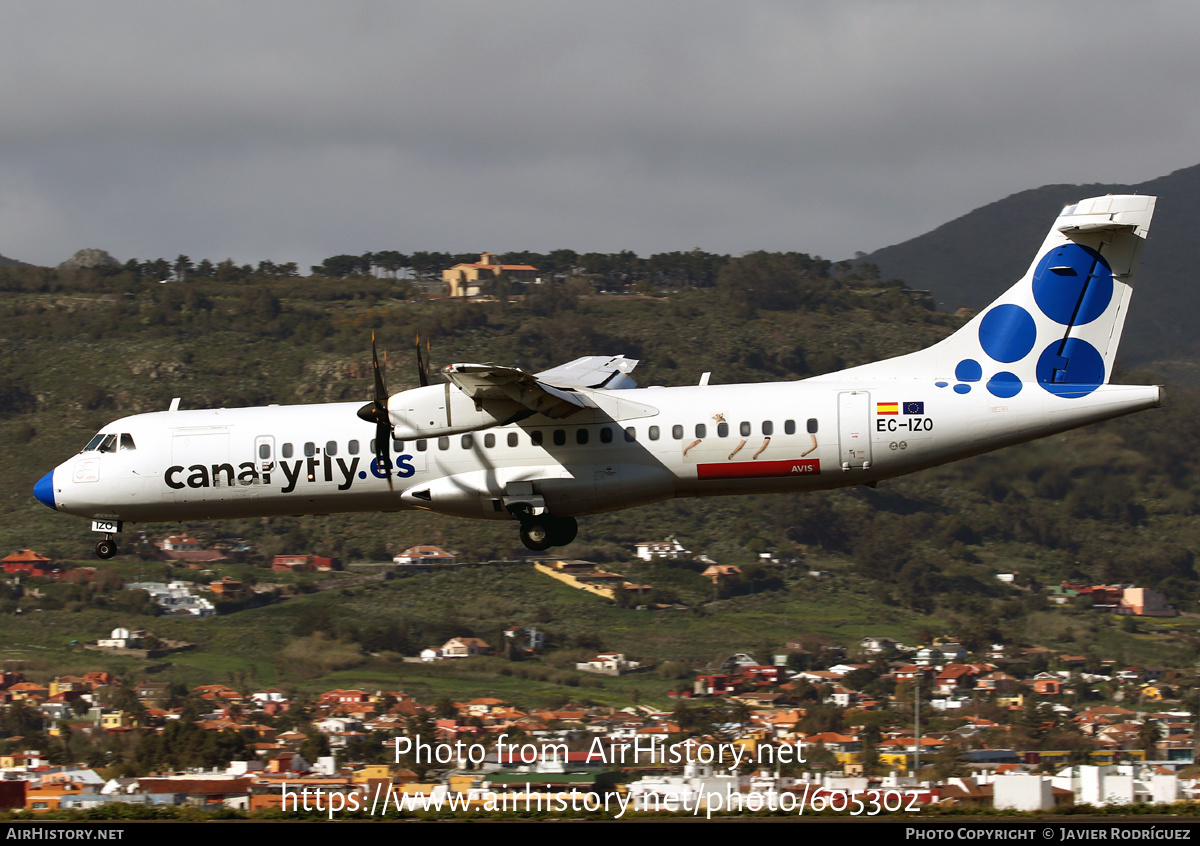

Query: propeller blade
[
  {"left": 357, "top": 332, "right": 394, "bottom": 490},
  {"left": 373, "top": 332, "right": 388, "bottom": 408},
  {"left": 377, "top": 419, "right": 393, "bottom": 491},
  {"left": 416, "top": 334, "right": 430, "bottom": 388}
]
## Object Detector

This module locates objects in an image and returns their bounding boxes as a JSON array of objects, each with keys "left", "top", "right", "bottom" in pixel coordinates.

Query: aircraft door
[
  {"left": 837, "top": 391, "right": 872, "bottom": 471},
  {"left": 170, "top": 429, "right": 231, "bottom": 503}
]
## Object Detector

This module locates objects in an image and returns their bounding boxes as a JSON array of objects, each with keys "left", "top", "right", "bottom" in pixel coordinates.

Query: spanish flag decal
[{"left": 876, "top": 402, "right": 899, "bottom": 415}]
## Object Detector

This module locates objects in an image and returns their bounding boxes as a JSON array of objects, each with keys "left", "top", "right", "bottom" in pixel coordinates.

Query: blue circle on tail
[
  {"left": 955, "top": 359, "right": 982, "bottom": 382},
  {"left": 1031, "top": 243, "right": 1113, "bottom": 326},
  {"left": 1035, "top": 339, "right": 1105, "bottom": 398},
  {"left": 979, "top": 304, "right": 1037, "bottom": 363},
  {"left": 986, "top": 371, "right": 1022, "bottom": 398}
]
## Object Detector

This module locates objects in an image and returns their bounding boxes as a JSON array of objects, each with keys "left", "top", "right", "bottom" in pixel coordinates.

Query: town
[{"left": 0, "top": 536, "right": 1194, "bottom": 818}]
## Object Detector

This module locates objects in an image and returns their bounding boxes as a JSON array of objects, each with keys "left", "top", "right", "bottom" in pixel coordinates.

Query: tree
[{"left": 173, "top": 255, "right": 194, "bottom": 281}]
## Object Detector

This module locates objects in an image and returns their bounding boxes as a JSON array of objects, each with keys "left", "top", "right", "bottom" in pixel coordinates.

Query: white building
[
  {"left": 1052, "top": 765, "right": 1179, "bottom": 807},
  {"left": 635, "top": 540, "right": 691, "bottom": 561},
  {"left": 125, "top": 582, "right": 216, "bottom": 617},
  {"left": 96, "top": 627, "right": 146, "bottom": 649},
  {"left": 993, "top": 774, "right": 1055, "bottom": 811}
]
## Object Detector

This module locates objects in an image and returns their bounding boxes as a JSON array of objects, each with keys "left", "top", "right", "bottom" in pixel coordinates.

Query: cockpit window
[
  {"left": 120, "top": 434, "right": 136, "bottom": 451},
  {"left": 83, "top": 434, "right": 106, "bottom": 452},
  {"left": 97, "top": 434, "right": 118, "bottom": 453}
]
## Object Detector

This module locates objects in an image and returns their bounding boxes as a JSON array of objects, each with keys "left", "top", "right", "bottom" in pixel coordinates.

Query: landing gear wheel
[
  {"left": 519, "top": 521, "right": 553, "bottom": 552},
  {"left": 95, "top": 539, "right": 117, "bottom": 560},
  {"left": 547, "top": 516, "right": 578, "bottom": 547}
]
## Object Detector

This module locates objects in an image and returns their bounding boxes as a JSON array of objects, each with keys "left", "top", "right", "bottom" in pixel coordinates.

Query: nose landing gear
[{"left": 90, "top": 520, "right": 122, "bottom": 560}]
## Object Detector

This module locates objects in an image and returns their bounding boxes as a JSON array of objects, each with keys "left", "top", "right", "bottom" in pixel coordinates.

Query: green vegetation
[{"left": 2, "top": 251, "right": 1200, "bottom": 699}]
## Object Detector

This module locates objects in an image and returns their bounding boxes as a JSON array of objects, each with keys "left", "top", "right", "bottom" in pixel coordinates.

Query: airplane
[{"left": 33, "top": 194, "right": 1162, "bottom": 560}]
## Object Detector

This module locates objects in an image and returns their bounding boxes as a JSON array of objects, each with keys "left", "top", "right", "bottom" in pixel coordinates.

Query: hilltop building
[{"left": 443, "top": 253, "right": 538, "bottom": 297}]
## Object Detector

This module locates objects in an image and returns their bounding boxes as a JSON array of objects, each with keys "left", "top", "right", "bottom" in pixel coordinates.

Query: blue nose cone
[{"left": 33, "top": 471, "right": 56, "bottom": 510}]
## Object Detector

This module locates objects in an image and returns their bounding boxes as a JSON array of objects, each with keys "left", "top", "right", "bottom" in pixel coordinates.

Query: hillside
[
  {"left": 0, "top": 252, "right": 31, "bottom": 269},
  {"left": 862, "top": 162, "right": 1200, "bottom": 366},
  {"left": 2, "top": 252, "right": 1200, "bottom": 698}
]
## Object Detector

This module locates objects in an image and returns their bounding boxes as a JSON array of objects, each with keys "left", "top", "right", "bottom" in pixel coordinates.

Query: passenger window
[
  {"left": 393, "top": 437, "right": 403, "bottom": 452},
  {"left": 283, "top": 443, "right": 294, "bottom": 458},
  {"left": 485, "top": 433, "right": 496, "bottom": 448},
  {"left": 259, "top": 444, "right": 271, "bottom": 460},
  {"left": 762, "top": 421, "right": 773, "bottom": 436},
  {"left": 784, "top": 420, "right": 795, "bottom": 435},
  {"left": 349, "top": 440, "right": 360, "bottom": 455},
  {"left": 531, "top": 431, "right": 543, "bottom": 446},
  {"left": 624, "top": 427, "right": 636, "bottom": 442},
  {"left": 807, "top": 418, "right": 819, "bottom": 434},
  {"left": 649, "top": 426, "right": 660, "bottom": 441},
  {"left": 577, "top": 429, "right": 589, "bottom": 445},
  {"left": 739, "top": 422, "right": 750, "bottom": 437},
  {"left": 553, "top": 429, "right": 566, "bottom": 446},
  {"left": 600, "top": 427, "right": 613, "bottom": 444},
  {"left": 669, "top": 425, "right": 681, "bottom": 439},
  {"left": 695, "top": 424, "right": 706, "bottom": 438},
  {"left": 508, "top": 432, "right": 519, "bottom": 447},
  {"left": 461, "top": 434, "right": 474, "bottom": 449},
  {"left": 717, "top": 422, "right": 729, "bottom": 438},
  {"left": 304, "top": 442, "right": 316, "bottom": 457},
  {"left": 326, "top": 440, "right": 337, "bottom": 456},
  {"left": 438, "top": 436, "right": 449, "bottom": 450},
  {"left": 416, "top": 439, "right": 428, "bottom": 452},
  {"left": 120, "top": 434, "right": 136, "bottom": 451}
]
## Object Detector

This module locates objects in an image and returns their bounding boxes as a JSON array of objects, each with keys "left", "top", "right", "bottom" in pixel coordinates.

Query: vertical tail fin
[{"left": 824, "top": 194, "right": 1156, "bottom": 399}]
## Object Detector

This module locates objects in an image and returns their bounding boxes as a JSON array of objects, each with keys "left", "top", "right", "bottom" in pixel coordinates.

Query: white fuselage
[{"left": 40, "top": 377, "right": 1162, "bottom": 526}]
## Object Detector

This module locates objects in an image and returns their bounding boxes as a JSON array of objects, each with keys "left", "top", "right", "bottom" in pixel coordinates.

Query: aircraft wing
[
  {"left": 443, "top": 355, "right": 639, "bottom": 420},
  {"left": 535, "top": 355, "right": 639, "bottom": 390}
]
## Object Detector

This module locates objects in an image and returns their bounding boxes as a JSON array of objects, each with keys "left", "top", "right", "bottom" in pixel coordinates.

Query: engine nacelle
[{"left": 388, "top": 384, "right": 525, "bottom": 440}]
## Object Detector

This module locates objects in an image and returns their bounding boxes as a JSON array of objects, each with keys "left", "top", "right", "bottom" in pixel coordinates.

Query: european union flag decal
[{"left": 903, "top": 401, "right": 924, "bottom": 415}]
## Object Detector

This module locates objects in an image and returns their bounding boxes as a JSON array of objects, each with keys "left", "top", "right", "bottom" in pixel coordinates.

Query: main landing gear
[
  {"left": 514, "top": 513, "right": 578, "bottom": 552},
  {"left": 518, "top": 515, "right": 578, "bottom": 552}
]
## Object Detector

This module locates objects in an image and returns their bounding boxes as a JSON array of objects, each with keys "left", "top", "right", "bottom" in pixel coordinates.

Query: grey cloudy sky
[{"left": 2, "top": 1, "right": 1198, "bottom": 271}]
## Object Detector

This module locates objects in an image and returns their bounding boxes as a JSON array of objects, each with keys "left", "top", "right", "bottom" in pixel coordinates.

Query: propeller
[
  {"left": 416, "top": 333, "right": 431, "bottom": 388},
  {"left": 357, "top": 332, "right": 394, "bottom": 490}
]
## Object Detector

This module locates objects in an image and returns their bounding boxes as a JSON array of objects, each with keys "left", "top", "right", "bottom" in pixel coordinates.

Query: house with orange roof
[
  {"left": 442, "top": 637, "right": 492, "bottom": 658},
  {"left": 271, "top": 554, "right": 334, "bottom": 572},
  {"left": 83, "top": 672, "right": 113, "bottom": 688},
  {"left": 805, "top": 732, "right": 861, "bottom": 765},
  {"left": 1, "top": 549, "right": 66, "bottom": 581},
  {"left": 320, "top": 689, "right": 372, "bottom": 707},
  {"left": 443, "top": 253, "right": 538, "bottom": 297},
  {"left": 7, "top": 682, "right": 49, "bottom": 702},
  {"left": 25, "top": 782, "right": 93, "bottom": 812},
  {"left": 157, "top": 535, "right": 227, "bottom": 565},
  {"left": 393, "top": 545, "right": 456, "bottom": 567},
  {"left": 934, "top": 664, "right": 979, "bottom": 694}
]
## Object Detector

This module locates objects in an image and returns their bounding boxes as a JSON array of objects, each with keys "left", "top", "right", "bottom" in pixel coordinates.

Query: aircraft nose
[{"left": 33, "top": 471, "right": 56, "bottom": 510}]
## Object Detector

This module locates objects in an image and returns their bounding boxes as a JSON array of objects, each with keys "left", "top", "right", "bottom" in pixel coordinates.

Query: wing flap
[
  {"left": 535, "top": 355, "right": 639, "bottom": 390},
  {"left": 444, "top": 363, "right": 594, "bottom": 419}
]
